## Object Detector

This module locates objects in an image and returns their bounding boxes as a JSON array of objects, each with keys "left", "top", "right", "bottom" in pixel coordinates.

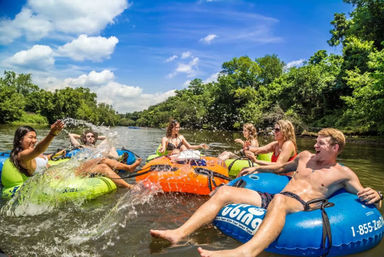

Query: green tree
[
  {"left": 256, "top": 54, "right": 285, "bottom": 85},
  {"left": 0, "top": 84, "right": 25, "bottom": 123},
  {"left": 342, "top": 48, "right": 384, "bottom": 133}
]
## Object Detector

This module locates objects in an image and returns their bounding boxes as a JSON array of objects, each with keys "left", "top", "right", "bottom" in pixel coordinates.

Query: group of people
[
  {"left": 150, "top": 120, "right": 383, "bottom": 257},
  {"left": 6, "top": 119, "right": 383, "bottom": 257}
]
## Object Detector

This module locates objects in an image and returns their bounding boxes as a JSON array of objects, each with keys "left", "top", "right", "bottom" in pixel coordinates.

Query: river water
[{"left": 0, "top": 125, "right": 383, "bottom": 257}]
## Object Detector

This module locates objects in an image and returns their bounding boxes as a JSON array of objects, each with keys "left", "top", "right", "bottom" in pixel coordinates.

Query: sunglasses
[{"left": 274, "top": 128, "right": 281, "bottom": 133}]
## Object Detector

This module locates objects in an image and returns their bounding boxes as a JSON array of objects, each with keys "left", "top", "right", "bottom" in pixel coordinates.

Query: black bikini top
[{"left": 166, "top": 137, "right": 183, "bottom": 151}]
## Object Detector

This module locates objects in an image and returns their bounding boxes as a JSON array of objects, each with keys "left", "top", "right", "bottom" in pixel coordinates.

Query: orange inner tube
[{"left": 136, "top": 156, "right": 230, "bottom": 195}]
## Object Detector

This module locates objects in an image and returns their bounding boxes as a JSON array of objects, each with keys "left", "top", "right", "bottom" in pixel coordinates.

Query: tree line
[
  {"left": 0, "top": 71, "right": 120, "bottom": 126},
  {"left": 1, "top": 0, "right": 383, "bottom": 134}
]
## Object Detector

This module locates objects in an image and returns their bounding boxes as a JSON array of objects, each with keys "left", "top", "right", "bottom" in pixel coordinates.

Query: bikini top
[
  {"left": 34, "top": 156, "right": 48, "bottom": 174},
  {"left": 271, "top": 151, "right": 297, "bottom": 162},
  {"left": 166, "top": 137, "right": 183, "bottom": 151}
]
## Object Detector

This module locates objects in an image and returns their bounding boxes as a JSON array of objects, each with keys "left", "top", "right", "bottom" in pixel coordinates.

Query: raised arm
[
  {"left": 234, "top": 138, "right": 245, "bottom": 146},
  {"left": 19, "top": 120, "right": 64, "bottom": 163},
  {"left": 68, "top": 133, "right": 81, "bottom": 147}
]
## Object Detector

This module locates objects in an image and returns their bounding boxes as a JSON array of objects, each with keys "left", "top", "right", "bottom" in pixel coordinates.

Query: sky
[{"left": 0, "top": 0, "right": 353, "bottom": 113}]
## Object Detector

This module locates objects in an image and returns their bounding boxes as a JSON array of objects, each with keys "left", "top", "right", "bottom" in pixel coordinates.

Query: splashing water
[{"left": 61, "top": 118, "right": 120, "bottom": 151}]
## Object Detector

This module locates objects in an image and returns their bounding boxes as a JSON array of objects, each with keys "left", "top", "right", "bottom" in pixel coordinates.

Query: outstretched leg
[
  {"left": 150, "top": 186, "right": 262, "bottom": 244},
  {"left": 197, "top": 194, "right": 304, "bottom": 257},
  {"left": 76, "top": 159, "right": 133, "bottom": 188},
  {"left": 100, "top": 157, "right": 142, "bottom": 172}
]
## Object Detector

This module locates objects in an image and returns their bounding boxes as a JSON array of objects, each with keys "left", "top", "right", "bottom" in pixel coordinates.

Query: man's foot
[
  {"left": 129, "top": 158, "right": 142, "bottom": 171},
  {"left": 198, "top": 247, "right": 248, "bottom": 257},
  {"left": 150, "top": 229, "right": 184, "bottom": 244}
]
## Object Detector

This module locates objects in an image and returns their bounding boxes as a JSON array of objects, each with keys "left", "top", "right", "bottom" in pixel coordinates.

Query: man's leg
[
  {"left": 76, "top": 159, "right": 133, "bottom": 188},
  {"left": 150, "top": 186, "right": 263, "bottom": 244},
  {"left": 197, "top": 194, "right": 304, "bottom": 257},
  {"left": 100, "top": 157, "right": 142, "bottom": 172}
]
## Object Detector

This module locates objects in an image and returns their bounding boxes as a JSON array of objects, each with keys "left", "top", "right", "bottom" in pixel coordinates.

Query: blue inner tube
[
  {"left": 0, "top": 151, "right": 10, "bottom": 179},
  {"left": 213, "top": 173, "right": 384, "bottom": 256},
  {"left": 65, "top": 148, "right": 136, "bottom": 165}
]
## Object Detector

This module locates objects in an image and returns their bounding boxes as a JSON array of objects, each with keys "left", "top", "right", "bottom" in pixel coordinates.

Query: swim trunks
[{"left": 258, "top": 191, "right": 275, "bottom": 209}]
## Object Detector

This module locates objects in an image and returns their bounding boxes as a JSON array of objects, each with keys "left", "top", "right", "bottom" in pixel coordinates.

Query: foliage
[
  {"left": 11, "top": 112, "right": 48, "bottom": 125},
  {"left": 0, "top": 71, "right": 119, "bottom": 126}
]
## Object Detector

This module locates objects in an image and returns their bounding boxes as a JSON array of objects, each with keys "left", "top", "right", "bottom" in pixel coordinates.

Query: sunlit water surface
[{"left": 0, "top": 125, "right": 383, "bottom": 257}]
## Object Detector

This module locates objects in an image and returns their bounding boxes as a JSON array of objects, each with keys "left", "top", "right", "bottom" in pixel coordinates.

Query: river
[{"left": 0, "top": 125, "right": 383, "bottom": 257}]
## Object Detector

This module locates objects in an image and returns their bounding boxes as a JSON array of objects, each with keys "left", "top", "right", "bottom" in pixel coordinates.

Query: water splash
[{"left": 65, "top": 183, "right": 162, "bottom": 245}]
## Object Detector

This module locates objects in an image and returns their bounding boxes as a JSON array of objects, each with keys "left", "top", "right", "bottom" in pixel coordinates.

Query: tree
[{"left": 256, "top": 54, "right": 285, "bottom": 85}]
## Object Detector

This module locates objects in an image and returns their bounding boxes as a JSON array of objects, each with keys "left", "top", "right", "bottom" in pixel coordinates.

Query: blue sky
[{"left": 0, "top": 0, "right": 352, "bottom": 113}]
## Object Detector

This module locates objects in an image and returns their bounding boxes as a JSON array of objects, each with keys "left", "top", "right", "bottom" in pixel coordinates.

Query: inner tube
[
  {"left": 64, "top": 148, "right": 137, "bottom": 165},
  {"left": 225, "top": 152, "right": 272, "bottom": 177},
  {"left": 213, "top": 173, "right": 384, "bottom": 256},
  {"left": 136, "top": 156, "right": 230, "bottom": 195},
  {"left": 1, "top": 158, "right": 116, "bottom": 200}
]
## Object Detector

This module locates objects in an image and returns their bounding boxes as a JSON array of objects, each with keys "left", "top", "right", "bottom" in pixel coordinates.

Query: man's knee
[{"left": 212, "top": 186, "right": 233, "bottom": 202}]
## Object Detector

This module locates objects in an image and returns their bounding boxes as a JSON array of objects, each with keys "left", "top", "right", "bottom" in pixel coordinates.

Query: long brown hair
[
  {"left": 10, "top": 126, "right": 36, "bottom": 177},
  {"left": 166, "top": 120, "right": 179, "bottom": 138}
]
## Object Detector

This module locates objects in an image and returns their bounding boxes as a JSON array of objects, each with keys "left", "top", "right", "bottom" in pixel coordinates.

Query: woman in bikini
[
  {"left": 243, "top": 119, "right": 297, "bottom": 167},
  {"left": 218, "top": 123, "right": 259, "bottom": 161},
  {"left": 158, "top": 120, "right": 209, "bottom": 156}
]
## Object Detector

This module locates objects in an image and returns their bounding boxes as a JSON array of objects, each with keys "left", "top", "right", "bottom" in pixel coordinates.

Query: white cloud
[
  {"left": 168, "top": 57, "right": 199, "bottom": 78},
  {"left": 200, "top": 34, "right": 217, "bottom": 44},
  {"left": 64, "top": 70, "right": 115, "bottom": 87},
  {"left": 183, "top": 80, "right": 192, "bottom": 87},
  {"left": 109, "top": 89, "right": 175, "bottom": 113},
  {"left": 285, "top": 59, "right": 305, "bottom": 69},
  {"left": 165, "top": 55, "right": 178, "bottom": 63},
  {"left": 0, "top": 0, "right": 129, "bottom": 44},
  {"left": 5, "top": 45, "right": 54, "bottom": 70},
  {"left": 181, "top": 51, "right": 192, "bottom": 59},
  {"left": 60, "top": 70, "right": 175, "bottom": 112},
  {"left": 57, "top": 35, "right": 119, "bottom": 62},
  {"left": 203, "top": 72, "right": 219, "bottom": 83}
]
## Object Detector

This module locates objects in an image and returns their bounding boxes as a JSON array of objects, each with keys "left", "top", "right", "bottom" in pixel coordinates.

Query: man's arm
[
  {"left": 68, "top": 133, "right": 81, "bottom": 147},
  {"left": 343, "top": 166, "right": 382, "bottom": 207}
]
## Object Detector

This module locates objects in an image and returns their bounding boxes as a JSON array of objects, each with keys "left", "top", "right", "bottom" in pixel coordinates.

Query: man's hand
[{"left": 357, "top": 187, "right": 382, "bottom": 205}]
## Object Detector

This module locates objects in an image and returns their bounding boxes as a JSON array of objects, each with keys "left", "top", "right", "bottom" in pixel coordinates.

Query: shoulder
[
  {"left": 282, "top": 140, "right": 295, "bottom": 149},
  {"left": 337, "top": 163, "right": 356, "bottom": 177},
  {"left": 297, "top": 150, "right": 312, "bottom": 159}
]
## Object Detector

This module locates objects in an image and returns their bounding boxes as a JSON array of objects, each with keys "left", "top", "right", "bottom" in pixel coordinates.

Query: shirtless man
[
  {"left": 150, "top": 128, "right": 382, "bottom": 257},
  {"left": 69, "top": 130, "right": 142, "bottom": 182},
  {"left": 69, "top": 130, "right": 118, "bottom": 158}
]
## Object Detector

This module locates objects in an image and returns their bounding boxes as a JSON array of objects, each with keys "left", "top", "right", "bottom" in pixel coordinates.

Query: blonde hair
[
  {"left": 243, "top": 123, "right": 257, "bottom": 141},
  {"left": 276, "top": 120, "right": 297, "bottom": 150},
  {"left": 318, "top": 128, "right": 346, "bottom": 153}
]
